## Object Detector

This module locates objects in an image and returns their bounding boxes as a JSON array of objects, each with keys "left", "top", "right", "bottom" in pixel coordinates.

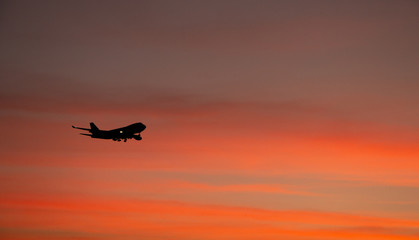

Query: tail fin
[{"left": 90, "top": 122, "right": 99, "bottom": 132}]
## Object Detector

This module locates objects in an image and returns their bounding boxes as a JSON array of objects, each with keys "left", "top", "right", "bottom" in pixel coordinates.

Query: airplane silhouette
[{"left": 72, "top": 122, "right": 146, "bottom": 142}]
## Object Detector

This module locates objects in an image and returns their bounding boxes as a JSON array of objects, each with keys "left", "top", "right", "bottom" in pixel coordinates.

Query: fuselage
[{"left": 91, "top": 122, "right": 146, "bottom": 140}]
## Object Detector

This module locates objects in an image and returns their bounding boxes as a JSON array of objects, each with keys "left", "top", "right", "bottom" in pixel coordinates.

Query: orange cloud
[{"left": 1, "top": 195, "right": 418, "bottom": 240}]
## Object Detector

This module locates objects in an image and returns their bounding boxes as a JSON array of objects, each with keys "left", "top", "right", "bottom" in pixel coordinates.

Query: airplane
[{"left": 72, "top": 122, "right": 146, "bottom": 142}]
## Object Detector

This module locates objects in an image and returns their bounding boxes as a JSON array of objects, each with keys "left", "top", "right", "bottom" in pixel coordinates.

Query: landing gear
[{"left": 112, "top": 138, "right": 132, "bottom": 142}]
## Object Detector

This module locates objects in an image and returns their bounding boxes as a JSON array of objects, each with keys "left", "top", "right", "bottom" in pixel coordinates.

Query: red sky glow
[{"left": 0, "top": 0, "right": 418, "bottom": 239}]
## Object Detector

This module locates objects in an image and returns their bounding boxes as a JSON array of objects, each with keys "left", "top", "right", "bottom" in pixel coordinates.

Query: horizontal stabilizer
[
  {"left": 72, "top": 125, "right": 91, "bottom": 131},
  {"left": 80, "top": 133, "right": 92, "bottom": 136}
]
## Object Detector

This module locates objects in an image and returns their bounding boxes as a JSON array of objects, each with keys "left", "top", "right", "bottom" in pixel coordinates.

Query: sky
[{"left": 0, "top": 0, "right": 418, "bottom": 239}]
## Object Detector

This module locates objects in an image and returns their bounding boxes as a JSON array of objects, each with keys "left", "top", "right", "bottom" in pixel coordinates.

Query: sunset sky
[{"left": 1, "top": 0, "right": 418, "bottom": 239}]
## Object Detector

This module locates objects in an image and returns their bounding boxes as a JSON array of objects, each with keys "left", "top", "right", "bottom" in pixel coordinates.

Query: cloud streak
[{"left": 1, "top": 194, "right": 419, "bottom": 240}]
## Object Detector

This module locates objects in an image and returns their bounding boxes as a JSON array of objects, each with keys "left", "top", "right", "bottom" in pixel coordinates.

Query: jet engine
[{"left": 134, "top": 135, "right": 142, "bottom": 141}]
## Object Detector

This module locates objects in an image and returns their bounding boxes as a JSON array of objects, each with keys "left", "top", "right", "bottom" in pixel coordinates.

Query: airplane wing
[
  {"left": 80, "top": 133, "right": 92, "bottom": 136},
  {"left": 72, "top": 126, "right": 91, "bottom": 131}
]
